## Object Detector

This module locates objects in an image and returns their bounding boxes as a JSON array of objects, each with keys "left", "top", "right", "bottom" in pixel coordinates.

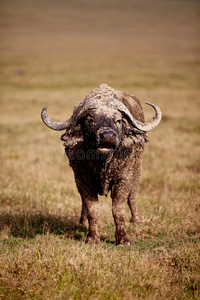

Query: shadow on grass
[{"left": 0, "top": 210, "right": 88, "bottom": 240}]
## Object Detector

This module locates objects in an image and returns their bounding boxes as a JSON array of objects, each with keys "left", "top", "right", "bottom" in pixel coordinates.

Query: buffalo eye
[
  {"left": 86, "top": 116, "right": 95, "bottom": 125},
  {"left": 116, "top": 119, "right": 122, "bottom": 125}
]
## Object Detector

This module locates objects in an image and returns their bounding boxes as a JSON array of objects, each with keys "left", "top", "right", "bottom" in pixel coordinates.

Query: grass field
[{"left": 0, "top": 0, "right": 200, "bottom": 299}]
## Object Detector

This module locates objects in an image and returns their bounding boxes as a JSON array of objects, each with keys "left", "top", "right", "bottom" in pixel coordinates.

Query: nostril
[
  {"left": 112, "top": 132, "right": 116, "bottom": 138},
  {"left": 100, "top": 133, "right": 104, "bottom": 140},
  {"left": 99, "top": 131, "right": 116, "bottom": 141}
]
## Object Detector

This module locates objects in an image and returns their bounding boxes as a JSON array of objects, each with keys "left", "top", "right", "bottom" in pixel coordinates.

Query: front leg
[
  {"left": 76, "top": 179, "right": 100, "bottom": 244},
  {"left": 84, "top": 197, "right": 100, "bottom": 244},
  {"left": 127, "top": 154, "right": 143, "bottom": 224},
  {"left": 111, "top": 186, "right": 130, "bottom": 246}
]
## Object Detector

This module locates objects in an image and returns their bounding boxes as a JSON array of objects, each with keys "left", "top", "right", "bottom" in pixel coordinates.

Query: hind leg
[
  {"left": 127, "top": 154, "right": 143, "bottom": 224},
  {"left": 128, "top": 186, "right": 141, "bottom": 224},
  {"left": 79, "top": 197, "right": 88, "bottom": 225}
]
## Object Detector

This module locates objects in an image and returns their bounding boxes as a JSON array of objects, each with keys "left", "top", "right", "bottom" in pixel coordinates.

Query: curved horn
[
  {"left": 41, "top": 98, "right": 162, "bottom": 132},
  {"left": 140, "top": 102, "right": 162, "bottom": 132},
  {"left": 41, "top": 106, "right": 71, "bottom": 131},
  {"left": 107, "top": 98, "right": 162, "bottom": 132},
  {"left": 128, "top": 102, "right": 162, "bottom": 132},
  {"left": 41, "top": 99, "right": 99, "bottom": 131}
]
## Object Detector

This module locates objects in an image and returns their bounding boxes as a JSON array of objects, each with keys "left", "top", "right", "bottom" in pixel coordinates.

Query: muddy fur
[{"left": 60, "top": 84, "right": 149, "bottom": 245}]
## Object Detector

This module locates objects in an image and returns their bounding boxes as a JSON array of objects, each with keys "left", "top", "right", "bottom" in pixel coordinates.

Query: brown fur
[{"left": 61, "top": 84, "right": 148, "bottom": 245}]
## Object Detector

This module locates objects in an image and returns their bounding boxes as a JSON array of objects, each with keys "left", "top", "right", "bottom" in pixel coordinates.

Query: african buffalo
[{"left": 41, "top": 84, "right": 162, "bottom": 245}]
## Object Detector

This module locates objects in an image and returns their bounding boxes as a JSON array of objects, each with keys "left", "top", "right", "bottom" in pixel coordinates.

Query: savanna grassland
[{"left": 0, "top": 0, "right": 200, "bottom": 299}]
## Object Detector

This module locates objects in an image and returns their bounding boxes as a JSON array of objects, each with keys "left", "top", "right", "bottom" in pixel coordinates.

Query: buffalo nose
[{"left": 99, "top": 131, "right": 116, "bottom": 143}]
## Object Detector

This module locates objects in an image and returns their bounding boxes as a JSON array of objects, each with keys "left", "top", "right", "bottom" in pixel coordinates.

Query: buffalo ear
[
  {"left": 122, "top": 119, "right": 148, "bottom": 145},
  {"left": 122, "top": 118, "right": 136, "bottom": 135},
  {"left": 61, "top": 124, "right": 83, "bottom": 147}
]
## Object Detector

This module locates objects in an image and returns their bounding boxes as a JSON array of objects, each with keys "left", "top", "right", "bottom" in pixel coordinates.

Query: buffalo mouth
[
  {"left": 97, "top": 142, "right": 116, "bottom": 155},
  {"left": 96, "top": 129, "right": 119, "bottom": 155}
]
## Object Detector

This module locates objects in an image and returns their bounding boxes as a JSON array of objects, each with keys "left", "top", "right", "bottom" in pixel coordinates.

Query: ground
[{"left": 0, "top": 0, "right": 200, "bottom": 299}]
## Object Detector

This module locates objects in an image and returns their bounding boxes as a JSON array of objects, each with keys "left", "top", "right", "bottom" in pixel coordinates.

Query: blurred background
[{"left": 1, "top": 0, "right": 199, "bottom": 94}]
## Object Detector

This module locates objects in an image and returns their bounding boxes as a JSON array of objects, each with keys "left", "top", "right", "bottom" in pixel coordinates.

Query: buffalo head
[{"left": 41, "top": 97, "right": 162, "bottom": 155}]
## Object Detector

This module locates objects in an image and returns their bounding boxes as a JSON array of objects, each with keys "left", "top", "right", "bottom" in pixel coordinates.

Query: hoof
[
  {"left": 118, "top": 241, "right": 130, "bottom": 246},
  {"left": 115, "top": 228, "right": 130, "bottom": 246},
  {"left": 116, "top": 232, "right": 130, "bottom": 246},
  {"left": 85, "top": 234, "right": 100, "bottom": 244},
  {"left": 130, "top": 217, "right": 141, "bottom": 225},
  {"left": 116, "top": 237, "right": 130, "bottom": 246}
]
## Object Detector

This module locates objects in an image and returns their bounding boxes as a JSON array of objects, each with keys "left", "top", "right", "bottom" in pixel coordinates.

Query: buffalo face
[{"left": 80, "top": 109, "right": 123, "bottom": 155}]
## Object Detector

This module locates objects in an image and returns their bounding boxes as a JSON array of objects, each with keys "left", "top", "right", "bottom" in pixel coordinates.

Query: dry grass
[{"left": 0, "top": 0, "right": 200, "bottom": 299}]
